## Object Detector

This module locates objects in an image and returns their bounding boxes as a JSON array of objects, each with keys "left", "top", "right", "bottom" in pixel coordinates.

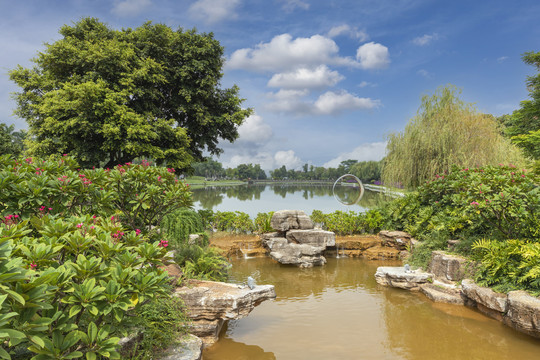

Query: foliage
[
  {"left": 254, "top": 212, "right": 274, "bottom": 234},
  {"left": 500, "top": 51, "right": 540, "bottom": 159},
  {"left": 124, "top": 296, "right": 188, "bottom": 359},
  {"left": 0, "top": 214, "right": 171, "bottom": 360},
  {"left": 309, "top": 209, "right": 384, "bottom": 235},
  {"left": 212, "top": 211, "right": 254, "bottom": 233},
  {"left": 182, "top": 247, "right": 229, "bottom": 282},
  {"left": 349, "top": 160, "right": 382, "bottom": 183},
  {"left": 160, "top": 209, "right": 204, "bottom": 247},
  {"left": 0, "top": 155, "right": 192, "bottom": 233},
  {"left": 9, "top": 17, "right": 251, "bottom": 170},
  {"left": 0, "top": 124, "right": 26, "bottom": 157},
  {"left": 383, "top": 85, "right": 526, "bottom": 189},
  {"left": 472, "top": 239, "right": 540, "bottom": 295}
]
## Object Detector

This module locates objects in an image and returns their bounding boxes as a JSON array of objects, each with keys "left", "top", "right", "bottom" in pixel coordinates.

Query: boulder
[
  {"left": 174, "top": 280, "right": 276, "bottom": 346},
  {"left": 286, "top": 229, "right": 336, "bottom": 247},
  {"left": 271, "top": 210, "right": 314, "bottom": 232},
  {"left": 375, "top": 266, "right": 433, "bottom": 291},
  {"left": 504, "top": 291, "right": 540, "bottom": 338},
  {"left": 269, "top": 243, "right": 327, "bottom": 267},
  {"left": 378, "top": 230, "right": 414, "bottom": 251},
  {"left": 160, "top": 334, "right": 203, "bottom": 360},
  {"left": 461, "top": 279, "right": 508, "bottom": 317},
  {"left": 429, "top": 251, "right": 471, "bottom": 282}
]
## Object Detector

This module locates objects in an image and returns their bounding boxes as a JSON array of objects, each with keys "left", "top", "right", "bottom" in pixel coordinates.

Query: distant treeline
[{"left": 192, "top": 158, "right": 382, "bottom": 183}]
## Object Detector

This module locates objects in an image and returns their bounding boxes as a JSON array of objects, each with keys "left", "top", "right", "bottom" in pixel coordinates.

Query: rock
[
  {"left": 461, "top": 279, "right": 508, "bottom": 317},
  {"left": 336, "top": 236, "right": 381, "bottom": 250},
  {"left": 160, "top": 263, "right": 184, "bottom": 283},
  {"left": 420, "top": 283, "right": 465, "bottom": 305},
  {"left": 271, "top": 210, "right": 314, "bottom": 232},
  {"left": 174, "top": 280, "right": 276, "bottom": 346},
  {"left": 504, "top": 291, "right": 540, "bottom": 338},
  {"left": 363, "top": 246, "right": 400, "bottom": 260},
  {"left": 286, "top": 229, "right": 336, "bottom": 247},
  {"left": 375, "top": 266, "right": 433, "bottom": 291},
  {"left": 429, "top": 251, "right": 471, "bottom": 282},
  {"left": 160, "top": 334, "right": 203, "bottom": 360},
  {"left": 269, "top": 243, "right": 327, "bottom": 267},
  {"left": 188, "top": 234, "right": 200, "bottom": 245},
  {"left": 378, "top": 230, "right": 413, "bottom": 251}
]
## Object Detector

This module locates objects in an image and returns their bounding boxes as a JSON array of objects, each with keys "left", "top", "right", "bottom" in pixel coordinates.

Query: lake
[{"left": 191, "top": 184, "right": 388, "bottom": 217}]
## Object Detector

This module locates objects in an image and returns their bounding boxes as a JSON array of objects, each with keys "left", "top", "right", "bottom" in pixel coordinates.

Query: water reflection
[
  {"left": 191, "top": 184, "right": 390, "bottom": 217},
  {"left": 203, "top": 257, "right": 540, "bottom": 360}
]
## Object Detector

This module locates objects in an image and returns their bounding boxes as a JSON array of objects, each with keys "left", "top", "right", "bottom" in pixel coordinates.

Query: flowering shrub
[{"left": 0, "top": 214, "right": 171, "bottom": 359}]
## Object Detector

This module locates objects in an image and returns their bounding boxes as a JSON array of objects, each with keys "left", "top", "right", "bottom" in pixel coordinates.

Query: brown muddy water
[{"left": 202, "top": 257, "right": 540, "bottom": 360}]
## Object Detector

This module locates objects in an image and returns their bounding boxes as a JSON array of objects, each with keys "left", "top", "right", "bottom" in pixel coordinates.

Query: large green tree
[
  {"left": 500, "top": 51, "right": 540, "bottom": 160},
  {"left": 0, "top": 123, "right": 26, "bottom": 156},
  {"left": 9, "top": 18, "right": 251, "bottom": 169},
  {"left": 382, "top": 85, "right": 525, "bottom": 188}
]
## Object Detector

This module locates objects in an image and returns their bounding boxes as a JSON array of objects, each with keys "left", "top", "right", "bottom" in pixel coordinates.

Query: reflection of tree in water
[{"left": 193, "top": 184, "right": 395, "bottom": 212}]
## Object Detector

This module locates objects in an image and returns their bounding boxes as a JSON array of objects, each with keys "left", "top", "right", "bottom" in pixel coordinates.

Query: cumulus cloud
[
  {"left": 358, "top": 81, "right": 373, "bottom": 88},
  {"left": 323, "top": 141, "right": 387, "bottom": 168},
  {"left": 188, "top": 0, "right": 241, "bottom": 24},
  {"left": 356, "top": 42, "right": 390, "bottom": 69},
  {"left": 266, "top": 89, "right": 379, "bottom": 115},
  {"left": 412, "top": 33, "right": 439, "bottom": 46},
  {"left": 328, "top": 25, "right": 369, "bottom": 41},
  {"left": 278, "top": 0, "right": 310, "bottom": 12},
  {"left": 314, "top": 91, "right": 380, "bottom": 114},
  {"left": 237, "top": 113, "right": 273, "bottom": 144},
  {"left": 227, "top": 33, "right": 357, "bottom": 72},
  {"left": 274, "top": 150, "right": 303, "bottom": 169},
  {"left": 267, "top": 65, "right": 344, "bottom": 89},
  {"left": 111, "top": 0, "right": 151, "bottom": 16}
]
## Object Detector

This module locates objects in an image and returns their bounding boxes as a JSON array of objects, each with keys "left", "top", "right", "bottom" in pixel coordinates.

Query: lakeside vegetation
[{"left": 1, "top": 15, "right": 539, "bottom": 359}]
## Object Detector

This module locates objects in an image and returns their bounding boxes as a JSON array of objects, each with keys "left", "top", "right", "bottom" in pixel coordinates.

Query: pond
[
  {"left": 203, "top": 256, "right": 540, "bottom": 360},
  {"left": 191, "top": 184, "right": 387, "bottom": 218}
]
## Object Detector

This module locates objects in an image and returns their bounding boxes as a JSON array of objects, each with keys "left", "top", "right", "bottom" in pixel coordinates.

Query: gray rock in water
[{"left": 404, "top": 264, "right": 411, "bottom": 273}]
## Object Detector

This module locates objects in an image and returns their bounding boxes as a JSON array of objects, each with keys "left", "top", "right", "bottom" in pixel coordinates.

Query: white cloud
[
  {"left": 497, "top": 56, "right": 509, "bottom": 63},
  {"left": 323, "top": 141, "right": 387, "bottom": 168},
  {"left": 417, "top": 69, "right": 432, "bottom": 78},
  {"left": 266, "top": 89, "right": 379, "bottom": 115},
  {"left": 111, "top": 0, "right": 151, "bottom": 16},
  {"left": 223, "top": 150, "right": 302, "bottom": 170},
  {"left": 267, "top": 65, "right": 344, "bottom": 89},
  {"left": 412, "top": 33, "right": 439, "bottom": 46},
  {"left": 279, "top": 0, "right": 310, "bottom": 12},
  {"left": 358, "top": 81, "right": 373, "bottom": 88},
  {"left": 227, "top": 33, "right": 357, "bottom": 72},
  {"left": 314, "top": 91, "right": 380, "bottom": 115},
  {"left": 274, "top": 150, "right": 302, "bottom": 169},
  {"left": 328, "top": 25, "right": 369, "bottom": 42},
  {"left": 356, "top": 42, "right": 390, "bottom": 70},
  {"left": 188, "top": 0, "right": 241, "bottom": 24},
  {"left": 237, "top": 113, "right": 273, "bottom": 144}
]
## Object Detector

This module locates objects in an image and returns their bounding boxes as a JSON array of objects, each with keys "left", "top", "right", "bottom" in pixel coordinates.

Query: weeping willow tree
[{"left": 382, "top": 85, "right": 526, "bottom": 189}]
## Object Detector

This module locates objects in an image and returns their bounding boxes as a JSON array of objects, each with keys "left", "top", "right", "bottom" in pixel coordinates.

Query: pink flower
[
  {"left": 470, "top": 201, "right": 480, "bottom": 206},
  {"left": 135, "top": 229, "right": 141, "bottom": 236},
  {"left": 90, "top": 226, "right": 95, "bottom": 229},
  {"left": 159, "top": 239, "right": 169, "bottom": 248},
  {"left": 30, "top": 262, "right": 37, "bottom": 270},
  {"left": 76, "top": 223, "right": 83, "bottom": 228}
]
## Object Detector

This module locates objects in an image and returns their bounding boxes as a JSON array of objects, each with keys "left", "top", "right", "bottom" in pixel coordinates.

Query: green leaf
[
  {"left": 28, "top": 335, "right": 45, "bottom": 348},
  {"left": 87, "top": 322, "right": 97, "bottom": 343},
  {"left": 69, "top": 305, "right": 82, "bottom": 318},
  {"left": 85, "top": 352, "right": 96, "bottom": 360}
]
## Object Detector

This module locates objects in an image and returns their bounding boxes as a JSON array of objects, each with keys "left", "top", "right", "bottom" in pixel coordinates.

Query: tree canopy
[
  {"left": 0, "top": 123, "right": 26, "bottom": 157},
  {"left": 9, "top": 17, "right": 251, "bottom": 169},
  {"left": 500, "top": 51, "right": 540, "bottom": 160},
  {"left": 382, "top": 85, "right": 525, "bottom": 189}
]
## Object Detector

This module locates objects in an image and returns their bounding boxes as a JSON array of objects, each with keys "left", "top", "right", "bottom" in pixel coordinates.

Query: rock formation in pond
[
  {"left": 262, "top": 210, "right": 336, "bottom": 268},
  {"left": 174, "top": 280, "right": 276, "bottom": 347},
  {"left": 375, "top": 266, "right": 434, "bottom": 291}
]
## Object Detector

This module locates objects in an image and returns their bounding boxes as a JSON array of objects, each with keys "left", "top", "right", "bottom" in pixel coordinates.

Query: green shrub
[
  {"left": 0, "top": 214, "right": 172, "bottom": 360},
  {"left": 472, "top": 239, "right": 540, "bottom": 295},
  {"left": 160, "top": 209, "right": 204, "bottom": 247},
  {"left": 254, "top": 212, "right": 274, "bottom": 233},
  {"left": 212, "top": 211, "right": 254, "bottom": 233},
  {"left": 182, "top": 247, "right": 229, "bottom": 282}
]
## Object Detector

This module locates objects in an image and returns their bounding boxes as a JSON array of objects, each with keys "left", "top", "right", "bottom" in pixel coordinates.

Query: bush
[
  {"left": 212, "top": 211, "right": 254, "bottom": 233},
  {"left": 182, "top": 247, "right": 229, "bottom": 282},
  {"left": 254, "top": 212, "right": 274, "bottom": 234},
  {"left": 1, "top": 214, "right": 172, "bottom": 359},
  {"left": 160, "top": 209, "right": 205, "bottom": 247}
]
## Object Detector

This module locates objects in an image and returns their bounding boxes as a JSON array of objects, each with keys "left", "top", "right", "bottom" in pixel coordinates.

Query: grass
[{"left": 184, "top": 176, "right": 246, "bottom": 186}]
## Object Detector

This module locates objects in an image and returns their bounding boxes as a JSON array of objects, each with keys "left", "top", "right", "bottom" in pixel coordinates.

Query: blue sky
[{"left": 1, "top": 0, "right": 539, "bottom": 170}]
